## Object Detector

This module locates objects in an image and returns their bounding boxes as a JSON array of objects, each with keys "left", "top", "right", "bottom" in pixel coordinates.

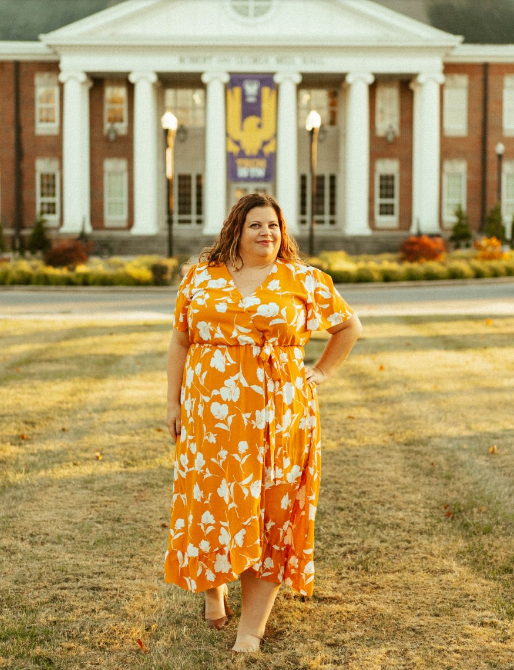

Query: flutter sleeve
[
  {"left": 305, "top": 266, "right": 354, "bottom": 331},
  {"left": 172, "top": 264, "right": 197, "bottom": 331}
]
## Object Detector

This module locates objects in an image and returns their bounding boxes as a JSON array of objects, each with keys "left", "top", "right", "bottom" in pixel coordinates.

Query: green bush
[
  {"left": 356, "top": 264, "right": 382, "bottom": 283},
  {"left": 487, "top": 260, "right": 508, "bottom": 277},
  {"left": 329, "top": 267, "right": 357, "bottom": 283},
  {"left": 449, "top": 205, "right": 473, "bottom": 248},
  {"left": 469, "top": 260, "right": 495, "bottom": 278},
  {"left": 28, "top": 215, "right": 52, "bottom": 255},
  {"left": 446, "top": 260, "right": 476, "bottom": 279},
  {"left": 422, "top": 262, "right": 450, "bottom": 280},
  {"left": 379, "top": 261, "right": 407, "bottom": 282},
  {"left": 484, "top": 202, "right": 506, "bottom": 243},
  {"left": 403, "top": 263, "right": 426, "bottom": 281}
]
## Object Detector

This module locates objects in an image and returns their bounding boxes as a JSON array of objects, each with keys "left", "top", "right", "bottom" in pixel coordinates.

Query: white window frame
[
  {"left": 35, "top": 158, "right": 60, "bottom": 226},
  {"left": 375, "top": 82, "right": 400, "bottom": 137},
  {"left": 299, "top": 173, "right": 337, "bottom": 227},
  {"left": 35, "top": 73, "right": 59, "bottom": 136},
  {"left": 104, "top": 159, "right": 128, "bottom": 227},
  {"left": 503, "top": 75, "right": 514, "bottom": 137},
  {"left": 374, "top": 159, "right": 399, "bottom": 229},
  {"left": 443, "top": 74, "right": 468, "bottom": 137},
  {"left": 164, "top": 88, "right": 205, "bottom": 128},
  {"left": 104, "top": 81, "right": 128, "bottom": 136},
  {"left": 173, "top": 172, "right": 204, "bottom": 226},
  {"left": 502, "top": 160, "right": 514, "bottom": 239},
  {"left": 298, "top": 89, "right": 337, "bottom": 128},
  {"left": 442, "top": 160, "right": 467, "bottom": 226}
]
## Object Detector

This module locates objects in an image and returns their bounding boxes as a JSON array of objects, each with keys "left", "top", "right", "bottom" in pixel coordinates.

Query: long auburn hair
[{"left": 199, "top": 193, "right": 302, "bottom": 269}]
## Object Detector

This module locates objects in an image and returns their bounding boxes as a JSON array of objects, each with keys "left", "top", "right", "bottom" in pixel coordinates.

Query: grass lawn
[{"left": 1, "top": 314, "right": 513, "bottom": 669}]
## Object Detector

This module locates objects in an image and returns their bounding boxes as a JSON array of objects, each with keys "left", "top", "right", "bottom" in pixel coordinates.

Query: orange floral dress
[{"left": 164, "top": 259, "right": 354, "bottom": 596}]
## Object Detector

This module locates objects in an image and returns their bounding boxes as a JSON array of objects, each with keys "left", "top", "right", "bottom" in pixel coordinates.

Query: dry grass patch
[{"left": 1, "top": 315, "right": 513, "bottom": 669}]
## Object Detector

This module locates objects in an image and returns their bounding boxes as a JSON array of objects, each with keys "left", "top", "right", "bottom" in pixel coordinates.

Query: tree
[
  {"left": 28, "top": 214, "right": 52, "bottom": 255},
  {"left": 428, "top": 0, "right": 514, "bottom": 44},
  {"left": 449, "top": 205, "right": 472, "bottom": 248},
  {"left": 484, "top": 202, "right": 506, "bottom": 243}
]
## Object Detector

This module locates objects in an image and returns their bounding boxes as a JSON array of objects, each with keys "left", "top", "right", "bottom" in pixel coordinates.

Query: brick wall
[
  {"left": 89, "top": 77, "right": 134, "bottom": 231},
  {"left": 0, "top": 61, "right": 16, "bottom": 227}
]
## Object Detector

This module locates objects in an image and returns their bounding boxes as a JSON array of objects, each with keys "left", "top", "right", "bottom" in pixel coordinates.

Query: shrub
[
  {"left": 450, "top": 205, "right": 473, "bottom": 248},
  {"left": 469, "top": 260, "right": 495, "bottom": 278},
  {"left": 473, "top": 236, "right": 508, "bottom": 261},
  {"left": 400, "top": 235, "right": 446, "bottom": 262},
  {"left": 45, "top": 239, "right": 89, "bottom": 268},
  {"left": 484, "top": 202, "right": 506, "bottom": 243},
  {"left": 28, "top": 215, "right": 52, "bottom": 255},
  {"left": 379, "top": 261, "right": 407, "bottom": 282},
  {"left": 422, "top": 262, "right": 450, "bottom": 280},
  {"left": 329, "top": 267, "right": 357, "bottom": 283},
  {"left": 446, "top": 260, "right": 475, "bottom": 279},
  {"left": 356, "top": 264, "right": 382, "bottom": 283},
  {"left": 403, "top": 263, "right": 426, "bottom": 281}
]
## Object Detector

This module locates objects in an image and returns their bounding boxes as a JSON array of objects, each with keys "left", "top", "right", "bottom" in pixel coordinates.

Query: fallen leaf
[
  {"left": 155, "top": 427, "right": 164, "bottom": 432},
  {"left": 16, "top": 368, "right": 21, "bottom": 373},
  {"left": 161, "top": 522, "right": 168, "bottom": 528},
  {"left": 346, "top": 415, "right": 355, "bottom": 420},
  {"left": 443, "top": 503, "right": 450, "bottom": 509},
  {"left": 136, "top": 638, "right": 149, "bottom": 653},
  {"left": 489, "top": 445, "right": 498, "bottom": 455},
  {"left": 379, "top": 364, "right": 385, "bottom": 371},
  {"left": 61, "top": 427, "right": 67, "bottom": 432},
  {"left": 19, "top": 433, "right": 30, "bottom": 440},
  {"left": 478, "top": 506, "right": 485, "bottom": 513},
  {"left": 94, "top": 451, "right": 103, "bottom": 460},
  {"left": 445, "top": 510, "right": 453, "bottom": 518},
  {"left": 485, "top": 318, "right": 492, "bottom": 326},
  {"left": 431, "top": 462, "right": 435, "bottom": 466}
]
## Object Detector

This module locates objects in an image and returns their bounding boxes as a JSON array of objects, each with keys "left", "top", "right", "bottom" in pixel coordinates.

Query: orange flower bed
[
  {"left": 399, "top": 235, "right": 446, "bottom": 262},
  {"left": 473, "top": 236, "right": 508, "bottom": 261}
]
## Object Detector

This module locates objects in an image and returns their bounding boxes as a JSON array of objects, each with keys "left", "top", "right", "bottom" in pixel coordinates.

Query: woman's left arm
[{"left": 304, "top": 314, "right": 362, "bottom": 385}]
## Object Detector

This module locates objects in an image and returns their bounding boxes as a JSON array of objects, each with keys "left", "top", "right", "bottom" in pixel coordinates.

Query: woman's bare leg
[
  {"left": 204, "top": 584, "right": 226, "bottom": 620},
  {"left": 232, "top": 569, "right": 281, "bottom": 652}
]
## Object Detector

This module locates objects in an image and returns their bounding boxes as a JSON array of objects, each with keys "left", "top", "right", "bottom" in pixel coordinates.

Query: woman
[{"left": 165, "top": 193, "right": 361, "bottom": 653}]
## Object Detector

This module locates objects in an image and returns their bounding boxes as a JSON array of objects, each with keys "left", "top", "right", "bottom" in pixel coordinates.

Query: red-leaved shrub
[
  {"left": 44, "top": 240, "right": 90, "bottom": 268},
  {"left": 399, "top": 235, "right": 446, "bottom": 262}
]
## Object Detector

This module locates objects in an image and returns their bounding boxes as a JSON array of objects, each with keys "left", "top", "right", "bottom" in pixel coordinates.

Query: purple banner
[{"left": 226, "top": 74, "right": 277, "bottom": 182}]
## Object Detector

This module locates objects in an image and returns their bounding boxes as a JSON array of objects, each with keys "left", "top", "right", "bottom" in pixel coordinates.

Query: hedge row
[{"left": 1, "top": 254, "right": 514, "bottom": 286}]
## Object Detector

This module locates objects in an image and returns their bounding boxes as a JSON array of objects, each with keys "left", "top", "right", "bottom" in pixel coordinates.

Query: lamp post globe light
[
  {"left": 161, "top": 111, "right": 178, "bottom": 258},
  {"left": 306, "top": 110, "right": 322, "bottom": 257},
  {"left": 496, "top": 141, "right": 505, "bottom": 206}
]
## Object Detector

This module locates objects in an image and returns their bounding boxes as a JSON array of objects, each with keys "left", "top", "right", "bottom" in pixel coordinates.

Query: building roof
[{"left": 1, "top": 0, "right": 514, "bottom": 44}]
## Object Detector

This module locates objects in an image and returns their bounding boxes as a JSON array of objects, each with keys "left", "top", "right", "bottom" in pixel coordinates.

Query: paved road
[{"left": 0, "top": 280, "right": 513, "bottom": 319}]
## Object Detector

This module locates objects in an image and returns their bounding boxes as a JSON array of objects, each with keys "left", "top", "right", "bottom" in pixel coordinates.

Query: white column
[
  {"left": 337, "top": 81, "right": 347, "bottom": 232},
  {"left": 345, "top": 73, "right": 374, "bottom": 235},
  {"left": 58, "top": 71, "right": 91, "bottom": 233},
  {"left": 201, "top": 71, "right": 230, "bottom": 236},
  {"left": 273, "top": 72, "right": 302, "bottom": 234},
  {"left": 411, "top": 73, "right": 445, "bottom": 234},
  {"left": 128, "top": 71, "right": 159, "bottom": 235}
]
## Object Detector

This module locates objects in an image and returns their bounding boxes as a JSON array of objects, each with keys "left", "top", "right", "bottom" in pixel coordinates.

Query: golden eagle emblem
[{"left": 226, "top": 85, "right": 277, "bottom": 157}]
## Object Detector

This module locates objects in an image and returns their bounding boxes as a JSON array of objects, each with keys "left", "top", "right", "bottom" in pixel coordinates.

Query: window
[
  {"left": 443, "top": 75, "right": 468, "bottom": 137},
  {"left": 375, "top": 159, "right": 399, "bottom": 228},
  {"left": 35, "top": 73, "right": 59, "bottom": 135},
  {"left": 36, "top": 158, "right": 60, "bottom": 225},
  {"left": 442, "top": 160, "right": 467, "bottom": 225},
  {"left": 298, "top": 89, "right": 337, "bottom": 128},
  {"left": 503, "top": 75, "right": 514, "bottom": 137},
  {"left": 375, "top": 82, "right": 400, "bottom": 138},
  {"left": 104, "top": 81, "right": 128, "bottom": 135},
  {"left": 502, "top": 161, "right": 514, "bottom": 236},
  {"left": 104, "top": 159, "right": 128, "bottom": 227},
  {"left": 164, "top": 89, "right": 205, "bottom": 128},
  {"left": 174, "top": 173, "right": 203, "bottom": 226},
  {"left": 299, "top": 174, "right": 337, "bottom": 226},
  {"left": 229, "top": 0, "right": 273, "bottom": 19}
]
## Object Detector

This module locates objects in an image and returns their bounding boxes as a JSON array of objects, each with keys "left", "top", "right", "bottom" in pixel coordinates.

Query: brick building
[{"left": 1, "top": 0, "right": 514, "bottom": 254}]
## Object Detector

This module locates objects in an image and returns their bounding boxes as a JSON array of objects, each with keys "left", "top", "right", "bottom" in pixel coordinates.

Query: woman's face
[{"left": 238, "top": 206, "right": 281, "bottom": 264}]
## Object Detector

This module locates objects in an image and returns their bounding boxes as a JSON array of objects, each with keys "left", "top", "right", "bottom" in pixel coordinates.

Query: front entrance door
[{"left": 230, "top": 182, "right": 272, "bottom": 205}]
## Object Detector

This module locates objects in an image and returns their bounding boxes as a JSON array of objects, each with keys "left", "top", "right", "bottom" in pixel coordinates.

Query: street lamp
[
  {"left": 306, "top": 110, "right": 322, "bottom": 257},
  {"left": 161, "top": 111, "right": 178, "bottom": 258},
  {"left": 496, "top": 141, "right": 505, "bottom": 205}
]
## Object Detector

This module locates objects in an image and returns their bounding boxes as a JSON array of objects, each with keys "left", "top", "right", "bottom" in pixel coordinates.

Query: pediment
[{"left": 41, "top": 0, "right": 461, "bottom": 47}]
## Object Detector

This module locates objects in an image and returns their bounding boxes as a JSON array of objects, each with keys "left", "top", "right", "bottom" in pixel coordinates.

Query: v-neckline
[{"left": 223, "top": 260, "right": 278, "bottom": 300}]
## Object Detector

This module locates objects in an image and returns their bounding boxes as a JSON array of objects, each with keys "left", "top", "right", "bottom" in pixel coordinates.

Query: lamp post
[
  {"left": 496, "top": 141, "right": 505, "bottom": 205},
  {"left": 306, "top": 110, "right": 322, "bottom": 257},
  {"left": 161, "top": 111, "right": 178, "bottom": 258}
]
